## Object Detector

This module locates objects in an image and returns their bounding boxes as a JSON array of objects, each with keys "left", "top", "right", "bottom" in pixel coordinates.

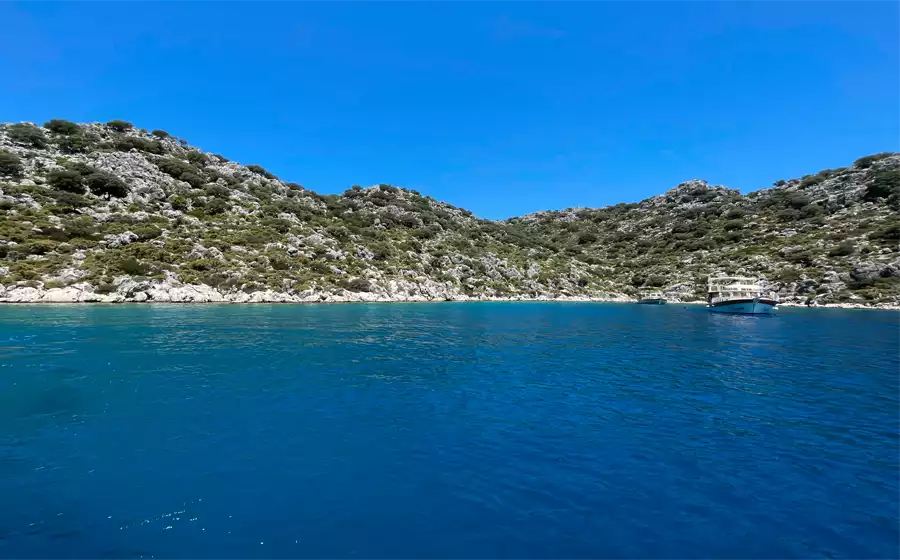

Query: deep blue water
[{"left": 0, "top": 303, "right": 898, "bottom": 559}]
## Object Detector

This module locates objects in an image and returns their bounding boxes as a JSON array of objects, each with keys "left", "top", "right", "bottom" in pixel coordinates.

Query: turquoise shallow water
[{"left": 0, "top": 303, "right": 898, "bottom": 559}]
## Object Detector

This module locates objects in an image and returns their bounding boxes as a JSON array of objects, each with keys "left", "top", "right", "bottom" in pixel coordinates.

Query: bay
[{"left": 0, "top": 303, "right": 897, "bottom": 559}]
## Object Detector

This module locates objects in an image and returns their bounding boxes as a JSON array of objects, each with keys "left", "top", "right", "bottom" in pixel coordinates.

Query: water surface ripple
[{"left": 0, "top": 303, "right": 897, "bottom": 559}]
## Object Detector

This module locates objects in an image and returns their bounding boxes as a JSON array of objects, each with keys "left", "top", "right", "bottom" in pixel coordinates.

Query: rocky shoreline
[
  {"left": 2, "top": 280, "right": 896, "bottom": 310},
  {"left": 0, "top": 277, "right": 631, "bottom": 305}
]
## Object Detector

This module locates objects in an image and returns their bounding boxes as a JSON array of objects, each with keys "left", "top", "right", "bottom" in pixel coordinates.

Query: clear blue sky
[{"left": 1, "top": 2, "right": 897, "bottom": 219}]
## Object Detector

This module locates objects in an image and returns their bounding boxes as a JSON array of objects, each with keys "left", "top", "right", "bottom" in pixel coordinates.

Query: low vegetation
[{"left": 0, "top": 149, "right": 23, "bottom": 177}]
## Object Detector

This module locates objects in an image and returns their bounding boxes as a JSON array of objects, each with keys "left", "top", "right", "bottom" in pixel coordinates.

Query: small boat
[
  {"left": 637, "top": 292, "right": 667, "bottom": 305},
  {"left": 707, "top": 276, "right": 778, "bottom": 315}
]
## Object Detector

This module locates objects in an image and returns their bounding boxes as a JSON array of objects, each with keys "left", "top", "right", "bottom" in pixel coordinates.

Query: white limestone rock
[{"left": 104, "top": 231, "right": 139, "bottom": 248}]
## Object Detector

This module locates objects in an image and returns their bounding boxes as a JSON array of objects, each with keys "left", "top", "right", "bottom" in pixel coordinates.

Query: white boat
[
  {"left": 706, "top": 276, "right": 778, "bottom": 315},
  {"left": 636, "top": 292, "right": 667, "bottom": 305}
]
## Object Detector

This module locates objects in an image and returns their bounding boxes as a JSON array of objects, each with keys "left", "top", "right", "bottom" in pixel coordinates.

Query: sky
[{"left": 0, "top": 2, "right": 897, "bottom": 219}]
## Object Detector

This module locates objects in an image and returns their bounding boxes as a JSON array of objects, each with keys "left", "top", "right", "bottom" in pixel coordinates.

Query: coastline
[
  {"left": 0, "top": 281, "right": 631, "bottom": 306},
  {"left": 1, "top": 282, "right": 897, "bottom": 310}
]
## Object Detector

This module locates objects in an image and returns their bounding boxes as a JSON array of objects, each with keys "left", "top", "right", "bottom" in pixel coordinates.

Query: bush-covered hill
[
  {"left": 0, "top": 120, "right": 897, "bottom": 305},
  {"left": 512, "top": 155, "right": 899, "bottom": 305}
]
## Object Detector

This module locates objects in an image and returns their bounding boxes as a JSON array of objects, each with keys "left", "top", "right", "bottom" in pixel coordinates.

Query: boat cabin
[{"left": 707, "top": 276, "right": 767, "bottom": 305}]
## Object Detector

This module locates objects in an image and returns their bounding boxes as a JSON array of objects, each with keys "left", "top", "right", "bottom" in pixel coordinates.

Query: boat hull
[
  {"left": 637, "top": 298, "right": 666, "bottom": 305},
  {"left": 708, "top": 298, "right": 777, "bottom": 315}
]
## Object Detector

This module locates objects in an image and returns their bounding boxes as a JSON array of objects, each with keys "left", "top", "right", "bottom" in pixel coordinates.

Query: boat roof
[{"left": 709, "top": 276, "right": 759, "bottom": 282}]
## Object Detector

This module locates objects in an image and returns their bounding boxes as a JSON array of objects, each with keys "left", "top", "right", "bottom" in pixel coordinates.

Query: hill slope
[
  {"left": 0, "top": 120, "right": 897, "bottom": 305},
  {"left": 512, "top": 157, "right": 900, "bottom": 305}
]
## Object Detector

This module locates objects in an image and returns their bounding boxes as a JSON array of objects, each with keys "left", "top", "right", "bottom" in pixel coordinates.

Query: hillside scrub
[
  {"left": 0, "top": 149, "right": 23, "bottom": 177},
  {"left": 0, "top": 120, "right": 897, "bottom": 306},
  {"left": 44, "top": 119, "right": 82, "bottom": 135}
]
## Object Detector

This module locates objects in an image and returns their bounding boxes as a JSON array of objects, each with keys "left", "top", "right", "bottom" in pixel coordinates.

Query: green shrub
[
  {"left": 828, "top": 242, "right": 855, "bottom": 257},
  {"left": 345, "top": 277, "right": 372, "bottom": 292},
  {"left": 185, "top": 151, "right": 208, "bottom": 165},
  {"left": 179, "top": 171, "right": 206, "bottom": 188},
  {"left": 799, "top": 173, "right": 827, "bottom": 189},
  {"left": 870, "top": 223, "right": 900, "bottom": 243},
  {"left": 24, "top": 239, "right": 58, "bottom": 255},
  {"left": 763, "top": 190, "right": 811, "bottom": 212},
  {"left": 774, "top": 268, "right": 802, "bottom": 283},
  {"left": 43, "top": 119, "right": 81, "bottom": 135},
  {"left": 57, "top": 133, "right": 95, "bottom": 154},
  {"left": 62, "top": 216, "right": 96, "bottom": 238},
  {"left": 266, "top": 255, "right": 290, "bottom": 271},
  {"left": 683, "top": 239, "right": 715, "bottom": 251},
  {"left": 157, "top": 158, "right": 194, "bottom": 177},
  {"left": 47, "top": 170, "right": 85, "bottom": 193},
  {"left": 854, "top": 153, "right": 893, "bottom": 169},
  {"left": 577, "top": 232, "right": 598, "bottom": 245},
  {"left": 0, "top": 149, "right": 23, "bottom": 177},
  {"left": 150, "top": 129, "right": 170, "bottom": 139},
  {"left": 157, "top": 158, "right": 206, "bottom": 187},
  {"left": 261, "top": 217, "right": 290, "bottom": 234},
  {"left": 62, "top": 161, "right": 96, "bottom": 176},
  {"left": 39, "top": 226, "right": 71, "bottom": 242},
  {"left": 777, "top": 208, "right": 800, "bottom": 222},
  {"left": 799, "top": 204, "right": 825, "bottom": 218},
  {"left": 106, "top": 120, "right": 134, "bottom": 132},
  {"left": 724, "top": 219, "right": 745, "bottom": 231},
  {"left": 85, "top": 171, "right": 128, "bottom": 198},
  {"left": 185, "top": 258, "right": 220, "bottom": 271},
  {"left": 7, "top": 123, "right": 48, "bottom": 148},
  {"left": 205, "top": 184, "right": 229, "bottom": 198},
  {"left": 95, "top": 282, "right": 117, "bottom": 294},
  {"left": 788, "top": 193, "right": 812, "bottom": 209},
  {"left": 51, "top": 190, "right": 91, "bottom": 210},
  {"left": 205, "top": 198, "right": 229, "bottom": 215},
  {"left": 785, "top": 250, "right": 815, "bottom": 266},
  {"left": 115, "top": 136, "right": 164, "bottom": 154},
  {"left": 369, "top": 242, "right": 394, "bottom": 261},
  {"left": 169, "top": 195, "right": 190, "bottom": 211},
  {"left": 863, "top": 169, "right": 899, "bottom": 202},
  {"left": 246, "top": 164, "right": 276, "bottom": 180},
  {"left": 117, "top": 257, "right": 151, "bottom": 275}
]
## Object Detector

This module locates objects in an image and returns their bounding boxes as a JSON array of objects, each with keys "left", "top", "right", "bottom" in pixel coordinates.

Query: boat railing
[
  {"left": 708, "top": 276, "right": 758, "bottom": 282},
  {"left": 710, "top": 284, "right": 761, "bottom": 292},
  {"left": 709, "top": 290, "right": 778, "bottom": 304},
  {"left": 708, "top": 277, "right": 769, "bottom": 292}
]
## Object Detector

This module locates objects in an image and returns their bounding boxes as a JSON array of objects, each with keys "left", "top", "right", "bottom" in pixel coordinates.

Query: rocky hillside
[
  {"left": 512, "top": 155, "right": 900, "bottom": 306},
  {"left": 0, "top": 119, "right": 897, "bottom": 305}
]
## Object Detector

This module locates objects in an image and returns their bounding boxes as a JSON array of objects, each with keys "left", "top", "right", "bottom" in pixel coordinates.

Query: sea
[{"left": 0, "top": 303, "right": 897, "bottom": 559}]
